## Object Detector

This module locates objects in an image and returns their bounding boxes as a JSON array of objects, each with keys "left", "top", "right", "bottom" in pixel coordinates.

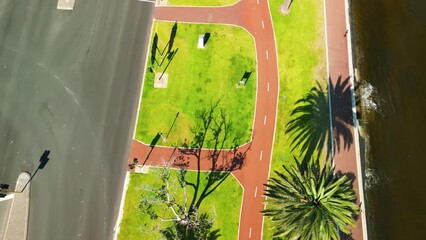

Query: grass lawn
[
  {"left": 118, "top": 170, "right": 242, "bottom": 239},
  {"left": 136, "top": 21, "right": 256, "bottom": 149},
  {"left": 263, "top": 0, "right": 327, "bottom": 238},
  {"left": 168, "top": 0, "right": 238, "bottom": 6}
]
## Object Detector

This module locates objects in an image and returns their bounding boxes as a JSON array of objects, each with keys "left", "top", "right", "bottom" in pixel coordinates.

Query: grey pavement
[
  {"left": 0, "top": 197, "right": 13, "bottom": 240},
  {"left": 4, "top": 172, "right": 31, "bottom": 240},
  {"left": 0, "top": 0, "right": 154, "bottom": 239}
]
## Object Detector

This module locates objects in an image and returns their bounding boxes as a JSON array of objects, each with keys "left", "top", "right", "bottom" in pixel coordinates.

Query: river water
[{"left": 351, "top": 0, "right": 426, "bottom": 239}]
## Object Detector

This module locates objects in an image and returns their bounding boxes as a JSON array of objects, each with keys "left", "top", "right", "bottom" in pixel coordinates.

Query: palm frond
[{"left": 263, "top": 158, "right": 359, "bottom": 239}]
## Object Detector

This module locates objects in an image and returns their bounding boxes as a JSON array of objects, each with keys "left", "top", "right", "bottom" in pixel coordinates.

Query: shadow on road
[
  {"left": 1, "top": 150, "right": 51, "bottom": 195},
  {"left": 21, "top": 150, "right": 51, "bottom": 192}
]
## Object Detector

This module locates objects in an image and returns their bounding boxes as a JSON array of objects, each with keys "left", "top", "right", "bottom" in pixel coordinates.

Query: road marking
[
  {"left": 262, "top": 20, "right": 265, "bottom": 29},
  {"left": 256, "top": 0, "right": 259, "bottom": 5},
  {"left": 266, "top": 50, "right": 269, "bottom": 60},
  {"left": 260, "top": 151, "right": 263, "bottom": 161},
  {"left": 264, "top": 115, "right": 267, "bottom": 125},
  {"left": 267, "top": 82, "right": 270, "bottom": 92},
  {"left": 249, "top": 227, "right": 252, "bottom": 238},
  {"left": 254, "top": 187, "right": 258, "bottom": 197}
]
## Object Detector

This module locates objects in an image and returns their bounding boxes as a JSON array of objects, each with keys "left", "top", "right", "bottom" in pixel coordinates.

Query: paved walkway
[
  {"left": 324, "top": 0, "right": 367, "bottom": 239},
  {"left": 133, "top": 1, "right": 278, "bottom": 239},
  {"left": 130, "top": 0, "right": 367, "bottom": 239},
  {"left": 3, "top": 172, "right": 31, "bottom": 240}
]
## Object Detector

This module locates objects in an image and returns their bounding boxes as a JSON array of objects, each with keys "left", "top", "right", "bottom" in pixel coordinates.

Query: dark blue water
[{"left": 352, "top": 0, "right": 426, "bottom": 239}]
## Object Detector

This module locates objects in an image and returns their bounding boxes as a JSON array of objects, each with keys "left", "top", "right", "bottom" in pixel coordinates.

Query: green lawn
[
  {"left": 168, "top": 0, "right": 238, "bottom": 6},
  {"left": 136, "top": 21, "right": 256, "bottom": 149},
  {"left": 263, "top": 0, "right": 327, "bottom": 238},
  {"left": 118, "top": 170, "right": 242, "bottom": 239}
]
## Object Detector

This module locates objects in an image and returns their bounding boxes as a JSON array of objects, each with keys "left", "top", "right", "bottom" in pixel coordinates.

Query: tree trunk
[{"left": 280, "top": 0, "right": 293, "bottom": 15}]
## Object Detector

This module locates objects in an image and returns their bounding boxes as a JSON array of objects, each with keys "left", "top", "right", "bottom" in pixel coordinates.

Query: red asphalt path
[
  {"left": 129, "top": 0, "right": 367, "bottom": 239},
  {"left": 132, "top": 1, "right": 278, "bottom": 239},
  {"left": 325, "top": 0, "right": 367, "bottom": 239}
]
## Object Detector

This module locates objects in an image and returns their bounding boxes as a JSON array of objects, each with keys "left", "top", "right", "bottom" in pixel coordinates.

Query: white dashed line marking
[
  {"left": 266, "top": 50, "right": 269, "bottom": 59},
  {"left": 267, "top": 82, "right": 270, "bottom": 92},
  {"left": 254, "top": 187, "right": 258, "bottom": 197},
  {"left": 256, "top": 0, "right": 259, "bottom": 5},
  {"left": 260, "top": 151, "right": 263, "bottom": 161},
  {"left": 249, "top": 227, "right": 252, "bottom": 238},
  {"left": 262, "top": 20, "right": 265, "bottom": 29},
  {"left": 264, "top": 115, "right": 267, "bottom": 125}
]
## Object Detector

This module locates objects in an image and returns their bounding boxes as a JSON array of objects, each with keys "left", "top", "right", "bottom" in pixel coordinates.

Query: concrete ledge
[
  {"left": 4, "top": 172, "right": 31, "bottom": 240},
  {"left": 57, "top": 0, "right": 75, "bottom": 10},
  {"left": 154, "top": 73, "right": 168, "bottom": 88},
  {"left": 135, "top": 165, "right": 149, "bottom": 174}
]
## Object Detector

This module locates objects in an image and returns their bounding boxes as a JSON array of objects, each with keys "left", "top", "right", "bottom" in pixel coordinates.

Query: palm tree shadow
[
  {"left": 340, "top": 232, "right": 355, "bottom": 240},
  {"left": 330, "top": 76, "right": 354, "bottom": 153},
  {"left": 285, "top": 82, "right": 330, "bottom": 166},
  {"left": 286, "top": 76, "right": 354, "bottom": 166},
  {"left": 208, "top": 230, "right": 221, "bottom": 240}
]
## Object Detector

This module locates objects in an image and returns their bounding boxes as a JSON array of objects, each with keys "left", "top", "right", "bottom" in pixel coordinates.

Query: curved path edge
[
  {"left": 130, "top": 1, "right": 279, "bottom": 239},
  {"left": 130, "top": 0, "right": 368, "bottom": 239}
]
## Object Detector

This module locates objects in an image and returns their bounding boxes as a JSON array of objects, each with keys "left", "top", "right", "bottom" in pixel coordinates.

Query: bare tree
[
  {"left": 139, "top": 102, "right": 249, "bottom": 239},
  {"left": 139, "top": 161, "right": 216, "bottom": 239}
]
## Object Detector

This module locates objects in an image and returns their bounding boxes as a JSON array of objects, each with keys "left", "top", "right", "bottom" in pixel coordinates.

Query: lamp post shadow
[
  {"left": 20, "top": 150, "right": 50, "bottom": 192},
  {"left": 1, "top": 150, "right": 51, "bottom": 195},
  {"left": 137, "top": 133, "right": 162, "bottom": 167},
  {"left": 165, "top": 112, "right": 180, "bottom": 140}
]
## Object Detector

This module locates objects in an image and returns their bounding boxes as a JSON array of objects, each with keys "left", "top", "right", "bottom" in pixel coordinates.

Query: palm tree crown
[{"left": 263, "top": 159, "right": 359, "bottom": 239}]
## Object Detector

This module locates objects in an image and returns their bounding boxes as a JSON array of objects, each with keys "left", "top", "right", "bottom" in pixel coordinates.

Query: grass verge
[
  {"left": 136, "top": 21, "right": 256, "bottom": 149},
  {"left": 118, "top": 170, "right": 242, "bottom": 239},
  {"left": 167, "top": 0, "right": 238, "bottom": 6},
  {"left": 263, "top": 0, "right": 327, "bottom": 238}
]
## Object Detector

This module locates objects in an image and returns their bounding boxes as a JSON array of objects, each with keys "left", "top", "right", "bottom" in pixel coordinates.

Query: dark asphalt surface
[{"left": 0, "top": 0, "right": 154, "bottom": 239}]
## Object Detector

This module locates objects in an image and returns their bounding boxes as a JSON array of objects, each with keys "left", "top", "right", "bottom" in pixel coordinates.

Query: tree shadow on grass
[
  {"left": 141, "top": 101, "right": 248, "bottom": 239},
  {"left": 160, "top": 215, "right": 221, "bottom": 240},
  {"left": 176, "top": 101, "right": 249, "bottom": 211},
  {"left": 286, "top": 76, "right": 355, "bottom": 166}
]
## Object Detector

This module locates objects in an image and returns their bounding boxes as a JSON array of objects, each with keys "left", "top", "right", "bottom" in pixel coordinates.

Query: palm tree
[{"left": 263, "top": 158, "right": 359, "bottom": 239}]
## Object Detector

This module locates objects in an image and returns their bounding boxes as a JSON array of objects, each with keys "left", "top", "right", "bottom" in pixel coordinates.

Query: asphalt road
[{"left": 0, "top": 0, "right": 154, "bottom": 239}]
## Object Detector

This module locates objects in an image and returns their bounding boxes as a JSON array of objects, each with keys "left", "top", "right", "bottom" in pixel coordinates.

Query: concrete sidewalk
[
  {"left": 3, "top": 172, "right": 31, "bottom": 240},
  {"left": 0, "top": 197, "right": 13, "bottom": 239}
]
